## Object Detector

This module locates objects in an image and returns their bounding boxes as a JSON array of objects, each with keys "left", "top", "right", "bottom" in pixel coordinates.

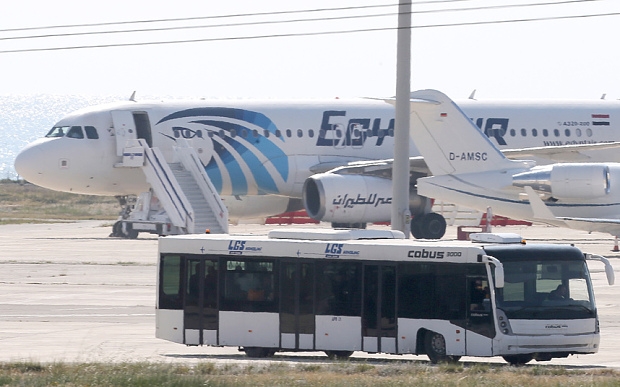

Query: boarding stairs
[{"left": 117, "top": 138, "right": 228, "bottom": 235}]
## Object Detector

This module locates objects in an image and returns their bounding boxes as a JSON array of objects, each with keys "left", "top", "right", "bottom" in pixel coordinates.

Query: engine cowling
[
  {"left": 303, "top": 173, "right": 428, "bottom": 223},
  {"left": 513, "top": 163, "right": 612, "bottom": 199}
]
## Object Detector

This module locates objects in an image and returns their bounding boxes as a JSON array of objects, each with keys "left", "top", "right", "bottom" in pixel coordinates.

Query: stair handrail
[
  {"left": 174, "top": 138, "right": 229, "bottom": 233},
  {"left": 137, "top": 139, "right": 195, "bottom": 232}
]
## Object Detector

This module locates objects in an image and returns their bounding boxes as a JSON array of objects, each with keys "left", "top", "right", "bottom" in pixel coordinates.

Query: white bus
[{"left": 156, "top": 229, "right": 614, "bottom": 365}]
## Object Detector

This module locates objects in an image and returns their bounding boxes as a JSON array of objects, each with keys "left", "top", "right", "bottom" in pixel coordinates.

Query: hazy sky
[{"left": 1, "top": 0, "right": 619, "bottom": 100}]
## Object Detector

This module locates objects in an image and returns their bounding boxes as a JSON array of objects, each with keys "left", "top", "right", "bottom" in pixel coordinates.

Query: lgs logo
[
  {"left": 325, "top": 243, "right": 343, "bottom": 254},
  {"left": 228, "top": 240, "right": 245, "bottom": 251}
]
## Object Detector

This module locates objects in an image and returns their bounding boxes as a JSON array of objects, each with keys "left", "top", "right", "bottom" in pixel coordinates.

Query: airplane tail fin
[{"left": 406, "top": 89, "right": 528, "bottom": 176}]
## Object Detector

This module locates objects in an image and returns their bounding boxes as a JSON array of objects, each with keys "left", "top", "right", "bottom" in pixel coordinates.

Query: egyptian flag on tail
[{"left": 592, "top": 113, "right": 610, "bottom": 126}]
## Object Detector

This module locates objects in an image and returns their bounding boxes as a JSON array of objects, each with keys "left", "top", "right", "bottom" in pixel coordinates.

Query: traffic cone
[{"left": 613, "top": 236, "right": 619, "bottom": 252}]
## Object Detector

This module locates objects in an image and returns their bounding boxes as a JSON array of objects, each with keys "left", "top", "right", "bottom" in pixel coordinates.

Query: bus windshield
[{"left": 496, "top": 259, "right": 595, "bottom": 320}]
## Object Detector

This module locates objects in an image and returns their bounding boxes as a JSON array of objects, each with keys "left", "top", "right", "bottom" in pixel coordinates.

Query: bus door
[
  {"left": 280, "top": 261, "right": 315, "bottom": 350},
  {"left": 465, "top": 275, "right": 495, "bottom": 356},
  {"left": 362, "top": 264, "right": 397, "bottom": 353},
  {"left": 183, "top": 258, "right": 219, "bottom": 346}
]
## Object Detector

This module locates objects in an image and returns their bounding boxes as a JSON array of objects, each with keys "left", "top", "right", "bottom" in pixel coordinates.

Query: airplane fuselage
[{"left": 15, "top": 97, "right": 620, "bottom": 201}]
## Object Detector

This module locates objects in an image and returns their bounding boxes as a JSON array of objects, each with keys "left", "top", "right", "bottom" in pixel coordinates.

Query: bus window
[
  {"left": 499, "top": 260, "right": 595, "bottom": 319},
  {"left": 159, "top": 254, "right": 183, "bottom": 309},
  {"left": 397, "top": 263, "right": 435, "bottom": 319},
  {"left": 316, "top": 261, "right": 361, "bottom": 316},
  {"left": 221, "top": 259, "right": 277, "bottom": 312}
]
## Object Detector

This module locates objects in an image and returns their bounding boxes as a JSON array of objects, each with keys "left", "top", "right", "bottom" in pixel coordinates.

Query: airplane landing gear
[{"left": 411, "top": 213, "right": 447, "bottom": 239}]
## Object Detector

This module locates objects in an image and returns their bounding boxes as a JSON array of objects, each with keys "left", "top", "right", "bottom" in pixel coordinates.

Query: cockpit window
[
  {"left": 45, "top": 126, "right": 70, "bottom": 137},
  {"left": 84, "top": 126, "right": 99, "bottom": 139},
  {"left": 45, "top": 125, "right": 98, "bottom": 139},
  {"left": 66, "top": 126, "right": 84, "bottom": 139}
]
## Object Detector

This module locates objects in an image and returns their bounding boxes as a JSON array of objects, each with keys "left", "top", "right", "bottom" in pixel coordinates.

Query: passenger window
[
  {"left": 520, "top": 129, "right": 526, "bottom": 136},
  {"left": 587, "top": 128, "right": 593, "bottom": 137},
  {"left": 286, "top": 129, "right": 292, "bottom": 138},
  {"left": 264, "top": 130, "right": 270, "bottom": 138},
  {"left": 66, "top": 126, "right": 84, "bottom": 139},
  {"left": 297, "top": 129, "right": 303, "bottom": 138},
  {"left": 543, "top": 129, "right": 549, "bottom": 137},
  {"left": 308, "top": 129, "right": 314, "bottom": 138},
  {"left": 275, "top": 129, "right": 282, "bottom": 137},
  {"left": 509, "top": 129, "right": 516, "bottom": 136},
  {"left": 532, "top": 129, "right": 538, "bottom": 137},
  {"left": 565, "top": 129, "right": 571, "bottom": 136},
  {"left": 554, "top": 129, "right": 560, "bottom": 137},
  {"left": 84, "top": 126, "right": 99, "bottom": 139},
  {"left": 576, "top": 128, "right": 582, "bottom": 137}
]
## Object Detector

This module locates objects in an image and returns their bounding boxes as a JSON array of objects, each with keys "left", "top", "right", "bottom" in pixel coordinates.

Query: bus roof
[{"left": 159, "top": 229, "right": 508, "bottom": 264}]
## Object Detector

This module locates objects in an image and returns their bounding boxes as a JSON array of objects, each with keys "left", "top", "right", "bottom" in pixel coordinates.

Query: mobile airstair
[{"left": 112, "top": 138, "right": 228, "bottom": 238}]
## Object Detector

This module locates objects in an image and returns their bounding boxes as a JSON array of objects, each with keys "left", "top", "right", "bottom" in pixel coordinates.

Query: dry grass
[
  {"left": 0, "top": 361, "right": 618, "bottom": 387},
  {"left": 0, "top": 180, "right": 118, "bottom": 224}
]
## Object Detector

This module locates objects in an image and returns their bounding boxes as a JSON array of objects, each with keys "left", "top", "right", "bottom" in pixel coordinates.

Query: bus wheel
[
  {"left": 502, "top": 354, "right": 533, "bottom": 366},
  {"left": 325, "top": 350, "right": 353, "bottom": 360},
  {"left": 244, "top": 347, "right": 274, "bottom": 358},
  {"left": 424, "top": 331, "right": 453, "bottom": 364}
]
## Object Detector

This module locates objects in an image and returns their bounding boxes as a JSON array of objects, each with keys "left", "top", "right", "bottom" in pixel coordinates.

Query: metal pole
[{"left": 392, "top": 0, "right": 412, "bottom": 236}]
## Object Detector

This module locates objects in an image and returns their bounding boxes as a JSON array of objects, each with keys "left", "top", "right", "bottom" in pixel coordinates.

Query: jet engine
[
  {"left": 513, "top": 163, "right": 614, "bottom": 199},
  {"left": 302, "top": 173, "right": 445, "bottom": 239}
]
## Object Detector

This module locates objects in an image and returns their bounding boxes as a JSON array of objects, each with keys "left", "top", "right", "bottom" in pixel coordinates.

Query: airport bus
[{"left": 156, "top": 229, "right": 614, "bottom": 365}]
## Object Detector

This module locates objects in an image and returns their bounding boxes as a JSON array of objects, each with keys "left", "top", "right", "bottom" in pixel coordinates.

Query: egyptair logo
[{"left": 157, "top": 107, "right": 289, "bottom": 196}]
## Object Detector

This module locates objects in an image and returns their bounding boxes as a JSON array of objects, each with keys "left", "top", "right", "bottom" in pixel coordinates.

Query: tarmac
[{"left": 1, "top": 220, "right": 619, "bottom": 367}]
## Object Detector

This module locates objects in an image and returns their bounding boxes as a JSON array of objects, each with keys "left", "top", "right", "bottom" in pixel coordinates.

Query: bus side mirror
[
  {"left": 586, "top": 254, "right": 615, "bottom": 286},
  {"left": 482, "top": 255, "right": 504, "bottom": 288}
]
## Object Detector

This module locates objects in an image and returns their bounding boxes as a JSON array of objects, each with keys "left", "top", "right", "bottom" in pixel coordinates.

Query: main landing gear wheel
[
  {"left": 411, "top": 213, "right": 447, "bottom": 239},
  {"left": 424, "top": 331, "right": 460, "bottom": 364},
  {"left": 502, "top": 354, "right": 533, "bottom": 366},
  {"left": 325, "top": 350, "right": 354, "bottom": 359},
  {"left": 244, "top": 347, "right": 276, "bottom": 358}
]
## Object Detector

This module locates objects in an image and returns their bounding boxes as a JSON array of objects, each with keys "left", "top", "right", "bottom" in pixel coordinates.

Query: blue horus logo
[{"left": 157, "top": 107, "right": 288, "bottom": 195}]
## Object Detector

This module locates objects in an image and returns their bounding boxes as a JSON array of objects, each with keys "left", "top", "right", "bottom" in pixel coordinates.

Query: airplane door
[
  {"left": 183, "top": 258, "right": 219, "bottom": 345},
  {"left": 362, "top": 264, "right": 397, "bottom": 353},
  {"left": 280, "top": 261, "right": 315, "bottom": 350},
  {"left": 112, "top": 111, "right": 138, "bottom": 156}
]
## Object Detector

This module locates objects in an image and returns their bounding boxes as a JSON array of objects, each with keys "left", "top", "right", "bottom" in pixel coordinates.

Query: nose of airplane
[{"left": 14, "top": 138, "right": 52, "bottom": 186}]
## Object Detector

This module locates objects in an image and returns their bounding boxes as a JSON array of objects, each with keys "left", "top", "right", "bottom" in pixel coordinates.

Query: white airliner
[
  {"left": 14, "top": 94, "right": 620, "bottom": 239},
  {"left": 408, "top": 89, "right": 620, "bottom": 237}
]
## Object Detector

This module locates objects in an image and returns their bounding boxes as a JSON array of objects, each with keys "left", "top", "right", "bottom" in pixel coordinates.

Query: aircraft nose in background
[{"left": 14, "top": 142, "right": 42, "bottom": 181}]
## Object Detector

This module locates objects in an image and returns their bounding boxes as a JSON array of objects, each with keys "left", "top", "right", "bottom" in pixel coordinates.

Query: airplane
[
  {"left": 407, "top": 89, "right": 620, "bottom": 237},
  {"left": 14, "top": 93, "right": 620, "bottom": 239}
]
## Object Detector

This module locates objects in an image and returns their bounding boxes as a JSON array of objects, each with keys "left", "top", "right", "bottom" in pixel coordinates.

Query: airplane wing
[
  {"left": 524, "top": 186, "right": 620, "bottom": 236},
  {"left": 315, "top": 156, "right": 429, "bottom": 177},
  {"left": 503, "top": 142, "right": 620, "bottom": 162}
]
